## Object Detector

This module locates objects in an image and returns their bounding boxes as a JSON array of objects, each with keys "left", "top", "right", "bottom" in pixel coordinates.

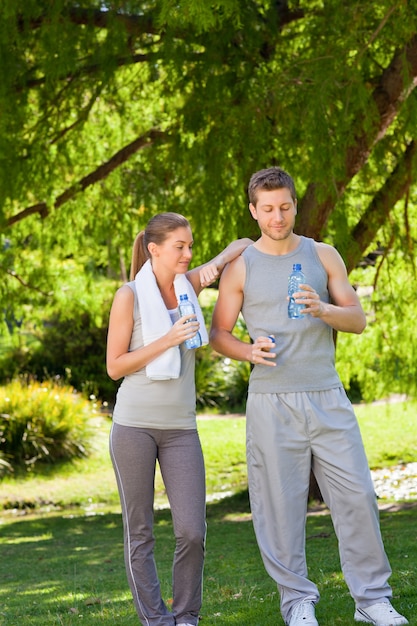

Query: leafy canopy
[{"left": 1, "top": 0, "right": 417, "bottom": 398}]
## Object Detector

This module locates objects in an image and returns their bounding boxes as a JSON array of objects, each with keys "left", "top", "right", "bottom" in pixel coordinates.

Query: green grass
[
  {"left": 0, "top": 414, "right": 250, "bottom": 513},
  {"left": 0, "top": 498, "right": 415, "bottom": 625},
  {"left": 0, "top": 401, "right": 416, "bottom": 625},
  {"left": 354, "top": 400, "right": 417, "bottom": 467},
  {"left": 1, "top": 400, "right": 416, "bottom": 513}
]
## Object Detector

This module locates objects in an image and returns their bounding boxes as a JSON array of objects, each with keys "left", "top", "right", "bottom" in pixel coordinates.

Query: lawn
[{"left": 0, "top": 400, "right": 416, "bottom": 625}]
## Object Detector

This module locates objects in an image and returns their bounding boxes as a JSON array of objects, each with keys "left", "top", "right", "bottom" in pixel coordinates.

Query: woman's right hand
[{"left": 168, "top": 314, "right": 200, "bottom": 347}]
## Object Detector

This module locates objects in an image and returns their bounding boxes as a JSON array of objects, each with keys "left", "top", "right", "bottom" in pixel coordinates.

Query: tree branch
[
  {"left": 17, "top": 2, "right": 305, "bottom": 91},
  {"left": 297, "top": 34, "right": 417, "bottom": 238},
  {"left": 17, "top": 6, "right": 159, "bottom": 36},
  {"left": 6, "top": 128, "right": 166, "bottom": 227},
  {"left": 344, "top": 140, "right": 417, "bottom": 273},
  {"left": 2, "top": 267, "right": 51, "bottom": 296},
  {"left": 21, "top": 52, "right": 150, "bottom": 91}
]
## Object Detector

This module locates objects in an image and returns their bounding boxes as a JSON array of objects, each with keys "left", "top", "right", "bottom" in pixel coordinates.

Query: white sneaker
[
  {"left": 288, "top": 600, "right": 318, "bottom": 626},
  {"left": 354, "top": 602, "right": 408, "bottom": 625}
]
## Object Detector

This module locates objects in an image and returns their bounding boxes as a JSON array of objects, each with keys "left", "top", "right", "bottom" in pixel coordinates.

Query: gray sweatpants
[
  {"left": 246, "top": 388, "right": 392, "bottom": 624},
  {"left": 110, "top": 423, "right": 206, "bottom": 626}
]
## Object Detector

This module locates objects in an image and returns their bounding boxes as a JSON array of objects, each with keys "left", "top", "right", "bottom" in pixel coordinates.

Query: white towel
[{"left": 135, "top": 260, "right": 208, "bottom": 380}]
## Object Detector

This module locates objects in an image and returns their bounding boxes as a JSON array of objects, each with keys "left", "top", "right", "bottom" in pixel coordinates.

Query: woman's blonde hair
[{"left": 129, "top": 212, "right": 190, "bottom": 280}]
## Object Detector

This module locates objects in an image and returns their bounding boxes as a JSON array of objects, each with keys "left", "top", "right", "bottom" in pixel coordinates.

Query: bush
[
  {"left": 0, "top": 310, "right": 118, "bottom": 405},
  {"left": 195, "top": 299, "right": 251, "bottom": 412},
  {"left": 0, "top": 379, "right": 94, "bottom": 477}
]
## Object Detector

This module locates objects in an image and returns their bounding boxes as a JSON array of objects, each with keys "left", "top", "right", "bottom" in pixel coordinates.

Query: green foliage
[
  {"left": 195, "top": 331, "right": 251, "bottom": 413},
  {"left": 0, "top": 287, "right": 248, "bottom": 409},
  {"left": 24, "top": 311, "right": 115, "bottom": 401},
  {"left": 336, "top": 197, "right": 417, "bottom": 402},
  {"left": 3, "top": 264, "right": 417, "bottom": 412},
  {"left": 1, "top": 1, "right": 417, "bottom": 254},
  {"left": 0, "top": 256, "right": 119, "bottom": 403},
  {"left": 0, "top": 379, "right": 94, "bottom": 476},
  {"left": 195, "top": 290, "right": 251, "bottom": 412},
  {"left": 1, "top": 1, "right": 417, "bottom": 401},
  {"left": 196, "top": 346, "right": 251, "bottom": 413},
  {"left": 0, "top": 314, "right": 112, "bottom": 400}
]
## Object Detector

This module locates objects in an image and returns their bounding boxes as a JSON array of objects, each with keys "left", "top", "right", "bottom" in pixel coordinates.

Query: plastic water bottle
[
  {"left": 178, "top": 294, "right": 202, "bottom": 349},
  {"left": 288, "top": 263, "right": 305, "bottom": 319}
]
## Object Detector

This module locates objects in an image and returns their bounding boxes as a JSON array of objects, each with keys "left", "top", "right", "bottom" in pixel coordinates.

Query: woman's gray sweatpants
[
  {"left": 246, "top": 388, "right": 393, "bottom": 624},
  {"left": 110, "top": 423, "right": 206, "bottom": 626}
]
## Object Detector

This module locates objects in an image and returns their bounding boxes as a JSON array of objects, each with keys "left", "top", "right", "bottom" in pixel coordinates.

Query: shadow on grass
[{"left": 0, "top": 492, "right": 415, "bottom": 626}]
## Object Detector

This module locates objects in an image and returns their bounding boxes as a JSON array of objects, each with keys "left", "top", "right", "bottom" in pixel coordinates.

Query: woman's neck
[{"left": 153, "top": 267, "right": 178, "bottom": 309}]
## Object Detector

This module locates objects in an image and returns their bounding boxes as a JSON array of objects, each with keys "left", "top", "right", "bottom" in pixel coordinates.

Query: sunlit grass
[
  {"left": 0, "top": 401, "right": 416, "bottom": 625},
  {"left": 1, "top": 503, "right": 414, "bottom": 625},
  {"left": 1, "top": 401, "right": 417, "bottom": 515},
  {"left": 355, "top": 400, "right": 417, "bottom": 466}
]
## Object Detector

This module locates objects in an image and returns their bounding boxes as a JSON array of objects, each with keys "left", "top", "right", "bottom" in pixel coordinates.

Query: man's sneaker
[
  {"left": 288, "top": 600, "right": 318, "bottom": 626},
  {"left": 354, "top": 602, "right": 408, "bottom": 625}
]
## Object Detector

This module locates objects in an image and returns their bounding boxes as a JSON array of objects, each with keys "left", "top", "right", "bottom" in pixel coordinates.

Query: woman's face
[{"left": 150, "top": 226, "right": 194, "bottom": 274}]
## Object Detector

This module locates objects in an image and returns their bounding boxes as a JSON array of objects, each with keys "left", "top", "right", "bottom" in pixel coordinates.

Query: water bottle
[
  {"left": 178, "top": 294, "right": 202, "bottom": 349},
  {"left": 288, "top": 263, "right": 305, "bottom": 319}
]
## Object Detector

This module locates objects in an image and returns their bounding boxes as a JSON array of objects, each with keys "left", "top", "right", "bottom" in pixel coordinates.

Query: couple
[{"left": 106, "top": 167, "right": 408, "bottom": 626}]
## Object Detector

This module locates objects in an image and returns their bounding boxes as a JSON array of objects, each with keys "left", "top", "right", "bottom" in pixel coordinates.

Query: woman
[{"left": 107, "top": 212, "right": 251, "bottom": 626}]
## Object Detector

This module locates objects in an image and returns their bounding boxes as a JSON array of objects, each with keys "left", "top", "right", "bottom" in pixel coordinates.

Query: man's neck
[{"left": 254, "top": 233, "right": 300, "bottom": 256}]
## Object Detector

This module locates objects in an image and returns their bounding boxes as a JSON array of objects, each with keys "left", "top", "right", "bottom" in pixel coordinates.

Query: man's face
[{"left": 249, "top": 187, "right": 297, "bottom": 241}]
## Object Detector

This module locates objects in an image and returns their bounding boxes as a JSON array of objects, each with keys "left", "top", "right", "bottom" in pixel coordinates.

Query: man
[{"left": 209, "top": 167, "right": 408, "bottom": 626}]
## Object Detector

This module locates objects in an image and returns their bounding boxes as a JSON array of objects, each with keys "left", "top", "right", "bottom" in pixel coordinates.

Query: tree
[{"left": 1, "top": 0, "right": 417, "bottom": 398}]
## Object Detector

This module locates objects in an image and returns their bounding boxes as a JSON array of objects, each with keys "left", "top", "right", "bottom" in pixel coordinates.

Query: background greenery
[
  {"left": 1, "top": 1, "right": 417, "bottom": 404},
  {"left": 1, "top": 6, "right": 416, "bottom": 621}
]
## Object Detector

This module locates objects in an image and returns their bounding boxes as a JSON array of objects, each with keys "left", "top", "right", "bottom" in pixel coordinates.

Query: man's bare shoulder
[
  {"left": 314, "top": 240, "right": 334, "bottom": 252},
  {"left": 220, "top": 252, "right": 246, "bottom": 289},
  {"left": 314, "top": 240, "right": 343, "bottom": 262}
]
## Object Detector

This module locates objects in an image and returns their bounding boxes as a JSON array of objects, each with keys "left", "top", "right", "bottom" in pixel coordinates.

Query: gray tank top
[
  {"left": 242, "top": 237, "right": 341, "bottom": 393},
  {"left": 112, "top": 282, "right": 197, "bottom": 429}
]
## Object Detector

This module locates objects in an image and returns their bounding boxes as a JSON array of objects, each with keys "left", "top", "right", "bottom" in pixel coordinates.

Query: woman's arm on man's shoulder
[{"left": 187, "top": 238, "right": 253, "bottom": 294}]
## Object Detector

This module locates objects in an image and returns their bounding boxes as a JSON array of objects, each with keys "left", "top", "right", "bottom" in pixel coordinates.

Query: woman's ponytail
[{"left": 129, "top": 231, "right": 148, "bottom": 280}]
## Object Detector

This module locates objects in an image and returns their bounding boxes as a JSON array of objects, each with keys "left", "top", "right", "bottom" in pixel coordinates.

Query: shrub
[
  {"left": 196, "top": 300, "right": 251, "bottom": 412},
  {"left": 0, "top": 311, "right": 118, "bottom": 405},
  {"left": 0, "top": 379, "right": 94, "bottom": 477},
  {"left": 25, "top": 311, "right": 117, "bottom": 402}
]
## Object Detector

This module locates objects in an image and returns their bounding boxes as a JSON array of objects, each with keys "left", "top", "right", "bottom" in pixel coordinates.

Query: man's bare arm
[{"left": 209, "top": 257, "right": 276, "bottom": 366}]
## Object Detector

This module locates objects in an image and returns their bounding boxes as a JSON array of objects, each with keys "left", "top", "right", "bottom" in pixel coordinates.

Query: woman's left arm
[{"left": 186, "top": 238, "right": 253, "bottom": 295}]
